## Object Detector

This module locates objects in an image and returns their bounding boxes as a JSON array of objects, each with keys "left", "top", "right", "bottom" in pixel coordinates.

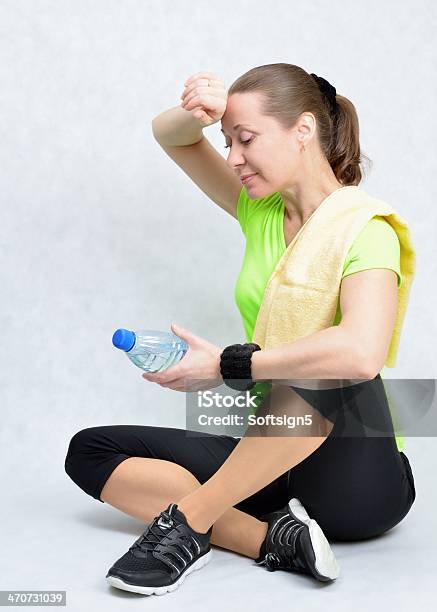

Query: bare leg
[
  {"left": 177, "top": 385, "right": 334, "bottom": 533},
  {"left": 100, "top": 456, "right": 268, "bottom": 560}
]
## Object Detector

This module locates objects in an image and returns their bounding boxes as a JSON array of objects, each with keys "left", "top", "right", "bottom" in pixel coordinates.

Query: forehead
[{"left": 220, "top": 92, "right": 265, "bottom": 133}]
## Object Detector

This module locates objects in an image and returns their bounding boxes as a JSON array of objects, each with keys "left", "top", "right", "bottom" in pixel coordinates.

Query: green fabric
[{"left": 234, "top": 186, "right": 404, "bottom": 452}]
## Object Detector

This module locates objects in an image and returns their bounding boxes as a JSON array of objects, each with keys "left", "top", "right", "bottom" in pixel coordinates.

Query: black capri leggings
[{"left": 65, "top": 374, "right": 416, "bottom": 542}]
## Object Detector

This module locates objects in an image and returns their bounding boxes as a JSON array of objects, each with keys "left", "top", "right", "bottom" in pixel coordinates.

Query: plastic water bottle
[{"left": 112, "top": 328, "right": 188, "bottom": 373}]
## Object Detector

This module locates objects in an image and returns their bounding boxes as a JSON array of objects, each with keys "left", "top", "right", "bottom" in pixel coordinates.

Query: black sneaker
[
  {"left": 255, "top": 498, "right": 340, "bottom": 582},
  {"left": 106, "top": 502, "right": 213, "bottom": 595}
]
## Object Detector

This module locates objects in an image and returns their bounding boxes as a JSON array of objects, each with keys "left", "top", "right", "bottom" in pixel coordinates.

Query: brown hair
[{"left": 228, "top": 63, "right": 371, "bottom": 186}]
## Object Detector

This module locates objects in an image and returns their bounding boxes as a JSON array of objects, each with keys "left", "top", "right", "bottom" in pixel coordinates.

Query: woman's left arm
[{"left": 251, "top": 268, "right": 398, "bottom": 381}]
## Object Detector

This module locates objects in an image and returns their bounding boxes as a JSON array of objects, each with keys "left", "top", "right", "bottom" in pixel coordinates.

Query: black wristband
[{"left": 220, "top": 343, "right": 261, "bottom": 391}]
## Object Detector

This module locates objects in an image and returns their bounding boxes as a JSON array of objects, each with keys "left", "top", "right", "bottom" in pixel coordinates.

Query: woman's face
[{"left": 220, "top": 92, "right": 305, "bottom": 197}]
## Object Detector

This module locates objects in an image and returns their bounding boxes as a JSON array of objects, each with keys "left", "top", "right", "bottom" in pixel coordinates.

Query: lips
[{"left": 241, "top": 173, "right": 257, "bottom": 184}]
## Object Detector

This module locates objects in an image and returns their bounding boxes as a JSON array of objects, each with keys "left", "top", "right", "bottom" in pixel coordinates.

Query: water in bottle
[{"left": 112, "top": 328, "right": 188, "bottom": 373}]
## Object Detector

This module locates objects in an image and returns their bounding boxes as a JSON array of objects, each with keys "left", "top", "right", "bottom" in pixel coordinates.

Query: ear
[{"left": 297, "top": 111, "right": 316, "bottom": 144}]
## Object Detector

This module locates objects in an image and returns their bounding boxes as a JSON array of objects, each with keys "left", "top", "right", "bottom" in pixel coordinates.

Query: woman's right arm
[
  {"left": 151, "top": 72, "right": 243, "bottom": 219},
  {"left": 151, "top": 105, "right": 204, "bottom": 146}
]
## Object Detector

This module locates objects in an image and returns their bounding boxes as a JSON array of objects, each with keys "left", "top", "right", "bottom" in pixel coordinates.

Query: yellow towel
[{"left": 252, "top": 186, "right": 416, "bottom": 369}]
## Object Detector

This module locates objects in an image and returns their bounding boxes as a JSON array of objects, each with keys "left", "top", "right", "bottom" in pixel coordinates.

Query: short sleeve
[
  {"left": 342, "top": 216, "right": 402, "bottom": 287},
  {"left": 236, "top": 186, "right": 249, "bottom": 236}
]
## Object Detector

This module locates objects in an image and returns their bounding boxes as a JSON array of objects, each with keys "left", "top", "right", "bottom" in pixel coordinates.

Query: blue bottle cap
[{"left": 112, "top": 329, "right": 136, "bottom": 352}]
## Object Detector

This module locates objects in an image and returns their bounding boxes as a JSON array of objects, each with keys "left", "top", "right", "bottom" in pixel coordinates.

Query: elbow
[
  {"left": 350, "top": 347, "right": 381, "bottom": 380},
  {"left": 151, "top": 119, "right": 161, "bottom": 141},
  {"left": 151, "top": 116, "right": 168, "bottom": 143},
  {"left": 340, "top": 326, "right": 382, "bottom": 380}
]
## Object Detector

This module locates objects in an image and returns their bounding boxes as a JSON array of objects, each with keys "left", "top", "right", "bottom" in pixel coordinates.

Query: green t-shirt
[{"left": 234, "top": 186, "right": 404, "bottom": 452}]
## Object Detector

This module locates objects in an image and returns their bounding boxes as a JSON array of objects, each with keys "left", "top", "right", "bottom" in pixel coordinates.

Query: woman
[{"left": 65, "top": 64, "right": 416, "bottom": 595}]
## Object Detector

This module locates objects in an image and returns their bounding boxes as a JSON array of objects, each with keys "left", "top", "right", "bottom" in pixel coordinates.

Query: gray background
[{"left": 1, "top": 0, "right": 436, "bottom": 609}]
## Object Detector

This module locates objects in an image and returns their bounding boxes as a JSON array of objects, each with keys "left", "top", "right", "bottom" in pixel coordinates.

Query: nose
[{"left": 225, "top": 147, "right": 246, "bottom": 174}]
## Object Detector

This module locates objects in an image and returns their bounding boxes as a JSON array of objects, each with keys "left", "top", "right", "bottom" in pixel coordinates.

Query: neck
[{"left": 280, "top": 157, "right": 343, "bottom": 225}]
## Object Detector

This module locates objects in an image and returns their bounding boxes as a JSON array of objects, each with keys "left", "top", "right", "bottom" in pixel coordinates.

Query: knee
[
  {"left": 64, "top": 427, "right": 104, "bottom": 493},
  {"left": 65, "top": 427, "right": 98, "bottom": 463}
]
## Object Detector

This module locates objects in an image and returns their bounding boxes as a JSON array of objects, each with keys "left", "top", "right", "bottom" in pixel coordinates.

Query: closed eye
[{"left": 224, "top": 137, "right": 254, "bottom": 149}]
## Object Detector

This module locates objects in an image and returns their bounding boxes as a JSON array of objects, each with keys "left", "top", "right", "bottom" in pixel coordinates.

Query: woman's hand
[
  {"left": 142, "top": 323, "right": 223, "bottom": 392},
  {"left": 180, "top": 71, "right": 228, "bottom": 128}
]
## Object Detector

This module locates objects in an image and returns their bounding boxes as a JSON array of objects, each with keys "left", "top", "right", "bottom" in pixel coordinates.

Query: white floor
[{"left": 1, "top": 439, "right": 435, "bottom": 611}]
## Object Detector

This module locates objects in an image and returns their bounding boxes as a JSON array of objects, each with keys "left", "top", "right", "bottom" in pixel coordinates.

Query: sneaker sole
[
  {"left": 288, "top": 498, "right": 340, "bottom": 582},
  {"left": 106, "top": 549, "right": 212, "bottom": 595}
]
